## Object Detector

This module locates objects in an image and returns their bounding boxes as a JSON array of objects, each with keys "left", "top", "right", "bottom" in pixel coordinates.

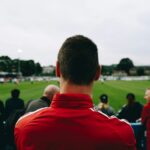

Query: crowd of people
[
  {"left": 0, "top": 85, "right": 60, "bottom": 150},
  {"left": 97, "top": 93, "right": 143, "bottom": 123},
  {"left": 0, "top": 89, "right": 146, "bottom": 149},
  {"left": 0, "top": 35, "right": 149, "bottom": 150}
]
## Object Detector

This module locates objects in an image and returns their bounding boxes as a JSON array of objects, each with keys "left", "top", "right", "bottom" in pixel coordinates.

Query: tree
[
  {"left": 117, "top": 58, "right": 134, "bottom": 75},
  {"left": 35, "top": 63, "right": 43, "bottom": 75},
  {"left": 137, "top": 67, "right": 145, "bottom": 76},
  {"left": 0, "top": 60, "right": 6, "bottom": 71},
  {"left": 101, "top": 65, "right": 117, "bottom": 75},
  {"left": 20, "top": 60, "right": 35, "bottom": 76},
  {"left": 0, "top": 56, "right": 11, "bottom": 61},
  {"left": 0, "top": 56, "right": 12, "bottom": 72},
  {"left": 0, "top": 56, "right": 43, "bottom": 76}
]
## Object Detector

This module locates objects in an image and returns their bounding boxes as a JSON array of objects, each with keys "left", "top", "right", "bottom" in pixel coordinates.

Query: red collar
[{"left": 51, "top": 93, "right": 93, "bottom": 109}]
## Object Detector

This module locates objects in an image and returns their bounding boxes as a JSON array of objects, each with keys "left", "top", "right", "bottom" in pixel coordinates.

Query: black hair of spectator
[
  {"left": 100, "top": 94, "right": 108, "bottom": 104},
  {"left": 11, "top": 89, "right": 20, "bottom": 99},
  {"left": 58, "top": 35, "right": 99, "bottom": 85},
  {"left": 126, "top": 93, "right": 135, "bottom": 100}
]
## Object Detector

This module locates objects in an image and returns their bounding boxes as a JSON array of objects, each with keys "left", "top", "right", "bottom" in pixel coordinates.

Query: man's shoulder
[
  {"left": 18, "top": 98, "right": 24, "bottom": 101},
  {"left": 91, "top": 109, "right": 135, "bottom": 143},
  {"left": 135, "top": 101, "right": 143, "bottom": 107},
  {"left": 29, "top": 98, "right": 48, "bottom": 106},
  {"left": 15, "top": 107, "right": 49, "bottom": 129},
  {"left": 18, "top": 98, "right": 24, "bottom": 103},
  {"left": 29, "top": 99, "right": 42, "bottom": 105},
  {"left": 6, "top": 98, "right": 11, "bottom": 102},
  {"left": 92, "top": 108, "right": 131, "bottom": 127},
  {"left": 26, "top": 99, "right": 48, "bottom": 112}
]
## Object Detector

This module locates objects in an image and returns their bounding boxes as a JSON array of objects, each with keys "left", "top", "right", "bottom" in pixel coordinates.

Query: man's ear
[
  {"left": 94, "top": 65, "right": 101, "bottom": 81},
  {"left": 56, "top": 61, "right": 60, "bottom": 77}
]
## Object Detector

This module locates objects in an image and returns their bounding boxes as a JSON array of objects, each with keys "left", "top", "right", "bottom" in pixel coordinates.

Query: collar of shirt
[{"left": 51, "top": 93, "right": 93, "bottom": 109}]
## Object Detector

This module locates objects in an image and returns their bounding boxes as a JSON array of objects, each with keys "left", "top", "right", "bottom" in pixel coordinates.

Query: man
[
  {"left": 117, "top": 93, "right": 143, "bottom": 122},
  {"left": 5, "top": 89, "right": 24, "bottom": 119},
  {"left": 15, "top": 35, "right": 136, "bottom": 150},
  {"left": 5, "top": 89, "right": 24, "bottom": 149},
  {"left": 141, "top": 88, "right": 150, "bottom": 150},
  {"left": 25, "top": 85, "right": 60, "bottom": 113},
  {"left": 97, "top": 94, "right": 115, "bottom": 116}
]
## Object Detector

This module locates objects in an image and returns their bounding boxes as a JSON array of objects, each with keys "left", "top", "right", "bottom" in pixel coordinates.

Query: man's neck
[{"left": 59, "top": 79, "right": 93, "bottom": 97}]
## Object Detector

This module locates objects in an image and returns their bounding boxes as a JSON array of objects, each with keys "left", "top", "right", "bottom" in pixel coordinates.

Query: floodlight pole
[
  {"left": 17, "top": 49, "right": 22, "bottom": 79},
  {"left": 18, "top": 58, "right": 20, "bottom": 77}
]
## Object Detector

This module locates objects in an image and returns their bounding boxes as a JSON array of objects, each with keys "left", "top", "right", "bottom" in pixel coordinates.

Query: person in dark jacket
[
  {"left": 4, "top": 89, "right": 24, "bottom": 150},
  {"left": 0, "top": 100, "right": 5, "bottom": 149},
  {"left": 0, "top": 100, "right": 5, "bottom": 121},
  {"left": 5, "top": 89, "right": 24, "bottom": 119},
  {"left": 117, "top": 93, "right": 143, "bottom": 122},
  {"left": 25, "top": 85, "right": 59, "bottom": 113}
]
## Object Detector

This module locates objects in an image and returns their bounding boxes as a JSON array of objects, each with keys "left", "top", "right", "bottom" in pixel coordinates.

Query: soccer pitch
[{"left": 0, "top": 80, "right": 149, "bottom": 111}]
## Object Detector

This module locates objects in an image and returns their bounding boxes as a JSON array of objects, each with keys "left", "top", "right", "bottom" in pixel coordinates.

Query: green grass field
[{"left": 0, "top": 80, "right": 149, "bottom": 111}]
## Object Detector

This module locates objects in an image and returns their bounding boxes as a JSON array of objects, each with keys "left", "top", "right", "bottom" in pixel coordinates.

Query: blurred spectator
[
  {"left": 0, "top": 100, "right": 5, "bottom": 149},
  {"left": 5, "top": 89, "right": 24, "bottom": 150},
  {"left": 0, "top": 100, "right": 5, "bottom": 121},
  {"left": 5, "top": 89, "right": 24, "bottom": 119},
  {"left": 25, "top": 85, "right": 59, "bottom": 113},
  {"left": 117, "top": 93, "right": 143, "bottom": 122},
  {"left": 141, "top": 88, "right": 150, "bottom": 150},
  {"left": 97, "top": 94, "right": 115, "bottom": 116},
  {"left": 5, "top": 109, "right": 25, "bottom": 150}
]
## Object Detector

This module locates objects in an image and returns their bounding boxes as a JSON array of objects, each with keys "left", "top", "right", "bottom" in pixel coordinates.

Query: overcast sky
[{"left": 0, "top": 0, "right": 150, "bottom": 66}]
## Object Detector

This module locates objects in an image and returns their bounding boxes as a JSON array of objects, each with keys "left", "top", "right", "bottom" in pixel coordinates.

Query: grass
[
  {"left": 0, "top": 80, "right": 58, "bottom": 103},
  {"left": 0, "top": 80, "right": 149, "bottom": 111}
]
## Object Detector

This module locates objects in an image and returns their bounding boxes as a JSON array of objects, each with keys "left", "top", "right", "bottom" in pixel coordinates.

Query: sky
[{"left": 0, "top": 0, "right": 150, "bottom": 66}]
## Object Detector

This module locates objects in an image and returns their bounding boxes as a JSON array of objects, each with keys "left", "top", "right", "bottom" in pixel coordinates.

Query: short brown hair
[{"left": 58, "top": 35, "right": 99, "bottom": 85}]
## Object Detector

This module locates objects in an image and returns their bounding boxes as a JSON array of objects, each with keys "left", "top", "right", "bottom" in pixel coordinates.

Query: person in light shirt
[{"left": 97, "top": 94, "right": 115, "bottom": 116}]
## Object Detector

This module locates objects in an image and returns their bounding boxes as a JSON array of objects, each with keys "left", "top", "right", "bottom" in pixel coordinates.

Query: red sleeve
[
  {"left": 109, "top": 117, "right": 136, "bottom": 150},
  {"left": 120, "top": 120, "right": 136, "bottom": 150},
  {"left": 15, "top": 127, "right": 23, "bottom": 150},
  {"left": 141, "top": 105, "right": 149, "bottom": 125}
]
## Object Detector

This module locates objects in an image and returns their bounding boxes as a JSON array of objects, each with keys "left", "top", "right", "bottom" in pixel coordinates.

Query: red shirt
[
  {"left": 141, "top": 102, "right": 150, "bottom": 150},
  {"left": 15, "top": 94, "right": 136, "bottom": 150}
]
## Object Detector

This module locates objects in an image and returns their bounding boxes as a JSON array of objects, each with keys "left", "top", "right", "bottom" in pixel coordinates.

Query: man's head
[
  {"left": 43, "top": 85, "right": 60, "bottom": 100},
  {"left": 57, "top": 35, "right": 100, "bottom": 85},
  {"left": 144, "top": 88, "right": 150, "bottom": 103},
  {"left": 126, "top": 93, "right": 135, "bottom": 104},
  {"left": 100, "top": 94, "right": 108, "bottom": 104},
  {"left": 11, "top": 89, "right": 20, "bottom": 98}
]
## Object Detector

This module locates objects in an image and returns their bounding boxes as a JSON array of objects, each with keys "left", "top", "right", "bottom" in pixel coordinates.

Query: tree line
[
  {"left": 0, "top": 56, "right": 149, "bottom": 77},
  {"left": 102, "top": 58, "right": 150, "bottom": 76},
  {"left": 0, "top": 56, "right": 42, "bottom": 76}
]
